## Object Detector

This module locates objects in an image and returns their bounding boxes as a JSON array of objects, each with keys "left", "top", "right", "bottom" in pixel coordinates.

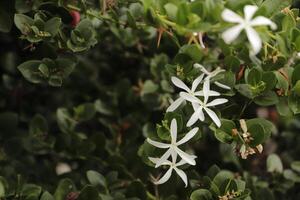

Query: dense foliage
[{"left": 1, "top": 0, "right": 300, "bottom": 199}]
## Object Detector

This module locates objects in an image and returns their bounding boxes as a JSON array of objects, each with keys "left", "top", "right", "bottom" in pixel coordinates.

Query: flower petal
[
  {"left": 194, "top": 63, "right": 210, "bottom": 75},
  {"left": 166, "top": 97, "right": 184, "bottom": 112},
  {"left": 174, "top": 167, "right": 188, "bottom": 187},
  {"left": 245, "top": 26, "right": 262, "bottom": 55},
  {"left": 204, "top": 107, "right": 221, "bottom": 127},
  {"left": 244, "top": 5, "right": 258, "bottom": 21},
  {"left": 177, "top": 127, "right": 199, "bottom": 145},
  {"left": 156, "top": 168, "right": 173, "bottom": 185},
  {"left": 214, "top": 81, "right": 231, "bottom": 90},
  {"left": 222, "top": 24, "right": 244, "bottom": 44},
  {"left": 147, "top": 138, "right": 170, "bottom": 148},
  {"left": 221, "top": 8, "right": 244, "bottom": 23},
  {"left": 187, "top": 107, "right": 203, "bottom": 127},
  {"left": 206, "top": 98, "right": 228, "bottom": 107},
  {"left": 155, "top": 149, "right": 172, "bottom": 168},
  {"left": 180, "top": 92, "right": 200, "bottom": 103},
  {"left": 170, "top": 119, "right": 177, "bottom": 143},
  {"left": 250, "top": 16, "right": 277, "bottom": 30},
  {"left": 175, "top": 147, "right": 196, "bottom": 165},
  {"left": 149, "top": 157, "right": 171, "bottom": 166},
  {"left": 194, "top": 90, "right": 221, "bottom": 96},
  {"left": 171, "top": 77, "right": 190, "bottom": 92},
  {"left": 203, "top": 79, "right": 210, "bottom": 104},
  {"left": 191, "top": 74, "right": 205, "bottom": 92},
  {"left": 176, "top": 156, "right": 196, "bottom": 167}
]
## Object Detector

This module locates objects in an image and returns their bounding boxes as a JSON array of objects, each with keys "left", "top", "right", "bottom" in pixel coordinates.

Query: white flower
[
  {"left": 147, "top": 119, "right": 198, "bottom": 167},
  {"left": 194, "top": 63, "right": 231, "bottom": 90},
  {"left": 149, "top": 157, "right": 191, "bottom": 187},
  {"left": 221, "top": 5, "right": 277, "bottom": 55},
  {"left": 167, "top": 75, "right": 220, "bottom": 112},
  {"left": 180, "top": 79, "right": 228, "bottom": 127}
]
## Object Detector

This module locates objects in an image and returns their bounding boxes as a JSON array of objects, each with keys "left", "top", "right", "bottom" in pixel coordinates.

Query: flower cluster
[
  {"left": 147, "top": 64, "right": 229, "bottom": 186},
  {"left": 146, "top": 4, "right": 277, "bottom": 187}
]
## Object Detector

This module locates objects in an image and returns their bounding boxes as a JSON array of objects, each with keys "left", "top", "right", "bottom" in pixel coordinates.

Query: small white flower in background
[
  {"left": 180, "top": 79, "right": 228, "bottom": 127},
  {"left": 194, "top": 63, "right": 231, "bottom": 90},
  {"left": 56, "top": 162, "right": 72, "bottom": 175},
  {"left": 147, "top": 119, "right": 198, "bottom": 167},
  {"left": 149, "top": 156, "right": 192, "bottom": 187},
  {"left": 221, "top": 5, "right": 277, "bottom": 55}
]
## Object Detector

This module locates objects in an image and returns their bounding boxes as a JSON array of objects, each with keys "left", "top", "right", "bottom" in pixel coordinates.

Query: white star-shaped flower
[
  {"left": 221, "top": 5, "right": 277, "bottom": 55},
  {"left": 180, "top": 79, "right": 228, "bottom": 127},
  {"left": 167, "top": 75, "right": 220, "bottom": 112},
  {"left": 194, "top": 63, "right": 231, "bottom": 90},
  {"left": 147, "top": 119, "right": 198, "bottom": 167},
  {"left": 149, "top": 156, "right": 192, "bottom": 187}
]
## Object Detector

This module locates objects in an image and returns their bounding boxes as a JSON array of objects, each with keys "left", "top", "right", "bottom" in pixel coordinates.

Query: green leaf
[
  {"left": 292, "top": 64, "right": 300, "bottom": 85},
  {"left": 247, "top": 123, "right": 265, "bottom": 146},
  {"left": 224, "top": 56, "right": 240, "bottom": 72},
  {"left": 246, "top": 68, "right": 262, "bottom": 86},
  {"left": 86, "top": 170, "right": 107, "bottom": 188},
  {"left": 235, "top": 84, "right": 253, "bottom": 98},
  {"left": 44, "top": 17, "right": 61, "bottom": 36},
  {"left": 48, "top": 75, "right": 63, "bottom": 87},
  {"left": 29, "top": 114, "right": 48, "bottom": 136},
  {"left": 74, "top": 103, "right": 96, "bottom": 121},
  {"left": 77, "top": 186, "right": 100, "bottom": 200},
  {"left": 41, "top": 191, "right": 54, "bottom": 200},
  {"left": 14, "top": 14, "right": 34, "bottom": 34},
  {"left": 18, "top": 60, "right": 44, "bottom": 84},
  {"left": 262, "top": 71, "right": 277, "bottom": 91},
  {"left": 254, "top": 91, "right": 279, "bottom": 106},
  {"left": 190, "top": 189, "right": 212, "bottom": 200},
  {"left": 54, "top": 179, "right": 76, "bottom": 200},
  {"left": 292, "top": 80, "right": 300, "bottom": 96},
  {"left": 267, "top": 154, "right": 283, "bottom": 173},
  {"left": 142, "top": 80, "right": 159, "bottom": 95},
  {"left": 291, "top": 161, "right": 300, "bottom": 173}
]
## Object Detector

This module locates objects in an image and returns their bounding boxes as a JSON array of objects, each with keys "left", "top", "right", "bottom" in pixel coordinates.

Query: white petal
[
  {"left": 175, "top": 147, "right": 196, "bottom": 165},
  {"left": 149, "top": 157, "right": 171, "bottom": 165},
  {"left": 222, "top": 24, "right": 244, "bottom": 44},
  {"left": 166, "top": 97, "right": 184, "bottom": 112},
  {"left": 170, "top": 119, "right": 177, "bottom": 143},
  {"left": 180, "top": 92, "right": 200, "bottom": 103},
  {"left": 147, "top": 138, "right": 170, "bottom": 148},
  {"left": 214, "top": 81, "right": 231, "bottom": 90},
  {"left": 204, "top": 107, "right": 221, "bottom": 127},
  {"left": 221, "top": 8, "right": 244, "bottom": 23},
  {"left": 203, "top": 79, "right": 210, "bottom": 104},
  {"left": 171, "top": 77, "right": 190, "bottom": 92},
  {"left": 177, "top": 127, "right": 199, "bottom": 145},
  {"left": 174, "top": 167, "right": 188, "bottom": 187},
  {"left": 194, "top": 90, "right": 221, "bottom": 96},
  {"left": 155, "top": 149, "right": 172, "bottom": 168},
  {"left": 175, "top": 159, "right": 189, "bottom": 167},
  {"left": 191, "top": 74, "right": 205, "bottom": 92},
  {"left": 156, "top": 168, "right": 173, "bottom": 185},
  {"left": 206, "top": 98, "right": 228, "bottom": 107},
  {"left": 187, "top": 107, "right": 203, "bottom": 127},
  {"left": 250, "top": 16, "right": 277, "bottom": 30},
  {"left": 244, "top": 5, "right": 258, "bottom": 21},
  {"left": 194, "top": 63, "right": 211, "bottom": 75},
  {"left": 245, "top": 26, "right": 262, "bottom": 55}
]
